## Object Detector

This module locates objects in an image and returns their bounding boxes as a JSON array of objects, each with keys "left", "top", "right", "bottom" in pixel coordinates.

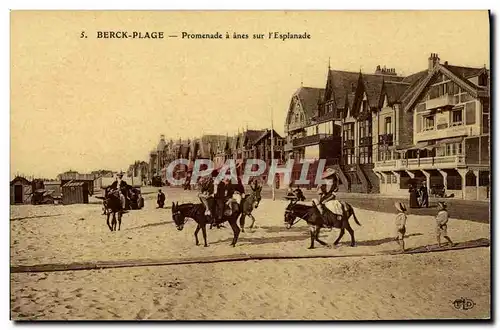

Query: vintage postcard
[{"left": 10, "top": 10, "right": 490, "bottom": 320}]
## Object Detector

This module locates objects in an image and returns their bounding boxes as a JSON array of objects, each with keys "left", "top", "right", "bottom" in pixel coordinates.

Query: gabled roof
[
  {"left": 299, "top": 87, "right": 324, "bottom": 120},
  {"left": 325, "top": 70, "right": 360, "bottom": 109},
  {"left": 402, "top": 70, "right": 428, "bottom": 85},
  {"left": 10, "top": 176, "right": 31, "bottom": 186},
  {"left": 382, "top": 81, "right": 411, "bottom": 106},
  {"left": 241, "top": 130, "right": 266, "bottom": 147},
  {"left": 252, "top": 129, "right": 283, "bottom": 145},
  {"left": 361, "top": 74, "right": 385, "bottom": 108},
  {"left": 445, "top": 65, "right": 485, "bottom": 79},
  {"left": 199, "top": 134, "right": 225, "bottom": 158},
  {"left": 402, "top": 63, "right": 489, "bottom": 112},
  {"left": 293, "top": 86, "right": 324, "bottom": 120}
]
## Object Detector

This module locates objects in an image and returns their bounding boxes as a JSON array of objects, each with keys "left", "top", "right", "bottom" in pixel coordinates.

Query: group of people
[
  {"left": 394, "top": 200, "right": 454, "bottom": 252},
  {"left": 408, "top": 182, "right": 429, "bottom": 208},
  {"left": 197, "top": 169, "right": 259, "bottom": 225}
]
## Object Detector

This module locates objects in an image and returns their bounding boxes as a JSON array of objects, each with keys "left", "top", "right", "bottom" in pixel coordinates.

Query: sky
[{"left": 10, "top": 10, "right": 490, "bottom": 179}]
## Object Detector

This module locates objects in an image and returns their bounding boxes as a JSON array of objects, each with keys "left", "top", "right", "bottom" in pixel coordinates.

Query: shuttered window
[{"left": 465, "top": 102, "right": 476, "bottom": 125}]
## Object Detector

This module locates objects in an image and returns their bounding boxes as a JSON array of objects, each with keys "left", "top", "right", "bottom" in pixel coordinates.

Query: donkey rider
[
  {"left": 198, "top": 169, "right": 218, "bottom": 218},
  {"left": 106, "top": 171, "right": 130, "bottom": 210},
  {"left": 313, "top": 168, "right": 343, "bottom": 221}
]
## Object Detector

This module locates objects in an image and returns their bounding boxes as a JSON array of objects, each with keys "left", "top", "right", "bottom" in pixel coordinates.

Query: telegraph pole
[{"left": 271, "top": 107, "right": 275, "bottom": 201}]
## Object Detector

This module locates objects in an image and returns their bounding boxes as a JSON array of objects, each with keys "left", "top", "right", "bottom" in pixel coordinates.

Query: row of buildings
[
  {"left": 283, "top": 53, "right": 489, "bottom": 200},
  {"left": 147, "top": 130, "right": 287, "bottom": 185},
  {"left": 145, "top": 53, "right": 489, "bottom": 200}
]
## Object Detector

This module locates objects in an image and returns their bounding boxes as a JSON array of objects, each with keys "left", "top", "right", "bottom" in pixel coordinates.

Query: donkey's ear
[{"left": 172, "top": 202, "right": 175, "bottom": 209}]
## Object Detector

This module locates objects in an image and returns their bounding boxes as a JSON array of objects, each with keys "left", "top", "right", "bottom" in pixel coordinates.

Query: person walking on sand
[
  {"left": 394, "top": 202, "right": 408, "bottom": 252},
  {"left": 436, "top": 201, "right": 454, "bottom": 247},
  {"left": 419, "top": 182, "right": 429, "bottom": 208},
  {"left": 157, "top": 189, "right": 166, "bottom": 208}
]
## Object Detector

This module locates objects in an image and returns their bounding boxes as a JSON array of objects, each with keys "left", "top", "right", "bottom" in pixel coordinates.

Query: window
[
  {"left": 483, "top": 114, "right": 490, "bottom": 134},
  {"left": 378, "top": 150, "right": 392, "bottom": 162},
  {"left": 445, "top": 143, "right": 463, "bottom": 156},
  {"left": 423, "top": 115, "right": 435, "bottom": 131},
  {"left": 447, "top": 81, "right": 460, "bottom": 96},
  {"left": 359, "top": 119, "right": 372, "bottom": 139},
  {"left": 451, "top": 108, "right": 463, "bottom": 126},
  {"left": 479, "top": 73, "right": 487, "bottom": 87},
  {"left": 384, "top": 117, "right": 392, "bottom": 134},
  {"left": 359, "top": 146, "right": 372, "bottom": 164},
  {"left": 362, "top": 100, "right": 368, "bottom": 112},
  {"left": 343, "top": 148, "right": 355, "bottom": 165},
  {"left": 343, "top": 123, "right": 354, "bottom": 141}
]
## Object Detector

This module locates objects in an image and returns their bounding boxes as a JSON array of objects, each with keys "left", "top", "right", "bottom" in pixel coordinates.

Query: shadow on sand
[
  {"left": 126, "top": 221, "right": 173, "bottom": 231},
  {"left": 10, "top": 214, "right": 65, "bottom": 221},
  {"left": 212, "top": 234, "right": 308, "bottom": 246},
  {"left": 333, "top": 233, "right": 424, "bottom": 247}
]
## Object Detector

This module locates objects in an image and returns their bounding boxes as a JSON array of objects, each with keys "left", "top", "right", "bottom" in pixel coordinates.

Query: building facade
[
  {"left": 284, "top": 54, "right": 489, "bottom": 200},
  {"left": 373, "top": 53, "right": 490, "bottom": 200}
]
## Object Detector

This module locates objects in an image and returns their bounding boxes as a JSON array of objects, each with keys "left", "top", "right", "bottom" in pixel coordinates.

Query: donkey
[
  {"left": 96, "top": 190, "right": 124, "bottom": 231},
  {"left": 283, "top": 200, "right": 361, "bottom": 249},
  {"left": 171, "top": 199, "right": 242, "bottom": 247},
  {"left": 239, "top": 184, "right": 262, "bottom": 232}
]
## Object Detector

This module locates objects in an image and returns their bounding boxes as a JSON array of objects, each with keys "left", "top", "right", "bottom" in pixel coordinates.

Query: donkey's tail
[{"left": 346, "top": 202, "right": 361, "bottom": 226}]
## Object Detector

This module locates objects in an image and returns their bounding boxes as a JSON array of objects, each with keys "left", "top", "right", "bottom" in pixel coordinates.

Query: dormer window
[
  {"left": 362, "top": 100, "right": 368, "bottom": 112},
  {"left": 479, "top": 73, "right": 487, "bottom": 86},
  {"left": 351, "top": 83, "right": 356, "bottom": 92}
]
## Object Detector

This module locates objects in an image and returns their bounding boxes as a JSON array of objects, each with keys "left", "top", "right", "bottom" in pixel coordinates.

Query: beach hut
[
  {"left": 61, "top": 181, "right": 90, "bottom": 205},
  {"left": 10, "top": 176, "right": 32, "bottom": 204}
]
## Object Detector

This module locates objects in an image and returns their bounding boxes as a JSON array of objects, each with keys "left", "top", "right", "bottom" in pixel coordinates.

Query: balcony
[
  {"left": 425, "top": 94, "right": 458, "bottom": 110},
  {"left": 359, "top": 136, "right": 373, "bottom": 146},
  {"left": 415, "top": 125, "right": 469, "bottom": 143},
  {"left": 287, "top": 122, "right": 306, "bottom": 132},
  {"left": 292, "top": 133, "right": 330, "bottom": 148},
  {"left": 374, "top": 155, "right": 466, "bottom": 171},
  {"left": 378, "top": 133, "right": 394, "bottom": 146}
]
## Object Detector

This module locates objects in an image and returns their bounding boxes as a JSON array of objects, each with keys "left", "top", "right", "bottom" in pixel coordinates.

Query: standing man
[
  {"left": 157, "top": 189, "right": 166, "bottom": 208},
  {"left": 419, "top": 182, "right": 429, "bottom": 208}
]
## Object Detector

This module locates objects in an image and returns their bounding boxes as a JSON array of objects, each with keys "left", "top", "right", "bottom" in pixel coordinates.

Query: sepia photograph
[{"left": 9, "top": 9, "right": 491, "bottom": 321}]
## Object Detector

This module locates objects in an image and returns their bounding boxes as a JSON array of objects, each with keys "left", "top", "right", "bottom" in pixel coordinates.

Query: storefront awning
[
  {"left": 434, "top": 137, "right": 464, "bottom": 146},
  {"left": 397, "top": 142, "right": 435, "bottom": 152}
]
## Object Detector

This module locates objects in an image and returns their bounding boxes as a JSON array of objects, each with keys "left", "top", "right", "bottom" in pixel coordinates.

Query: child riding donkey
[{"left": 312, "top": 168, "right": 344, "bottom": 226}]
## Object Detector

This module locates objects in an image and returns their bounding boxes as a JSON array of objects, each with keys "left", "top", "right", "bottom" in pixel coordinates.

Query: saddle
[
  {"left": 223, "top": 198, "right": 239, "bottom": 216},
  {"left": 315, "top": 200, "right": 344, "bottom": 226}
]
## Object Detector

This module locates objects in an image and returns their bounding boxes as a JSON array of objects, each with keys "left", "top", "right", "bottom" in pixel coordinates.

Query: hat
[
  {"left": 437, "top": 201, "right": 447, "bottom": 210},
  {"left": 394, "top": 202, "right": 407, "bottom": 212},
  {"left": 322, "top": 168, "right": 337, "bottom": 180}
]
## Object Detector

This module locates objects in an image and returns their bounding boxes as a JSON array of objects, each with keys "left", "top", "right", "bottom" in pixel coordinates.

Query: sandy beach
[
  {"left": 10, "top": 188, "right": 491, "bottom": 320},
  {"left": 11, "top": 249, "right": 490, "bottom": 320}
]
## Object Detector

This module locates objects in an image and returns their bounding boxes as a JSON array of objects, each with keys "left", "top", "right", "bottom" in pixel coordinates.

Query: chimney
[{"left": 428, "top": 53, "right": 440, "bottom": 72}]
